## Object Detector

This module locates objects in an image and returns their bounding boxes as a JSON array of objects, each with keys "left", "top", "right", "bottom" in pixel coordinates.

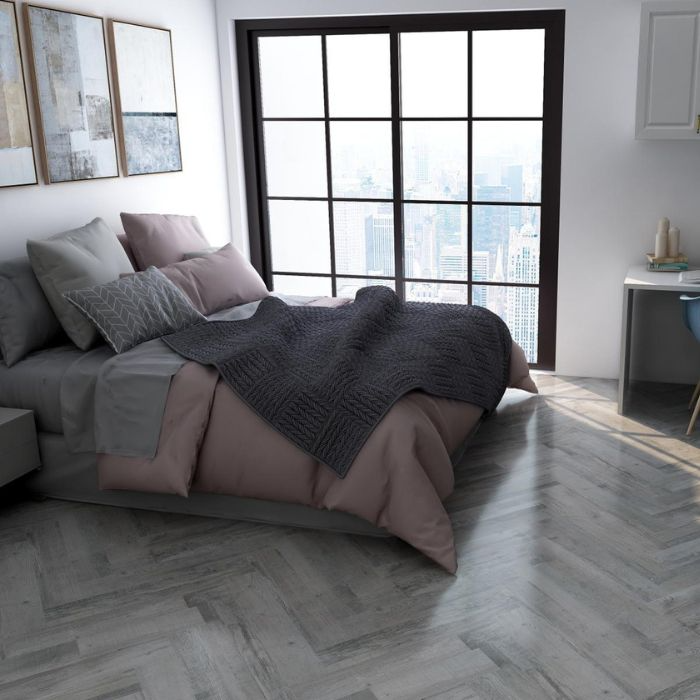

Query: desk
[{"left": 619, "top": 265, "right": 700, "bottom": 413}]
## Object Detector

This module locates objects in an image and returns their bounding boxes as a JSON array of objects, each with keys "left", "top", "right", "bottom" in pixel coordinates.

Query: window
[{"left": 236, "top": 11, "right": 564, "bottom": 368}]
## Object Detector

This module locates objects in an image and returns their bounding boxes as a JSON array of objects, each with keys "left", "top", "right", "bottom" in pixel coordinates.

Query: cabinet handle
[{"left": 697, "top": 114, "right": 700, "bottom": 134}]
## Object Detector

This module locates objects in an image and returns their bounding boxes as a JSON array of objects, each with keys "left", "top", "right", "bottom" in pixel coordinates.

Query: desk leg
[{"left": 618, "top": 288, "right": 634, "bottom": 414}]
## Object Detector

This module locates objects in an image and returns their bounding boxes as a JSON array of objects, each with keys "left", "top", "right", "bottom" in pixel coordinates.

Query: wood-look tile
[{"left": 1, "top": 377, "right": 700, "bottom": 698}]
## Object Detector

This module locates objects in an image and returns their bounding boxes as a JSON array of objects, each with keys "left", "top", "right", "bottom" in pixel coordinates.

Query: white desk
[{"left": 619, "top": 265, "right": 700, "bottom": 413}]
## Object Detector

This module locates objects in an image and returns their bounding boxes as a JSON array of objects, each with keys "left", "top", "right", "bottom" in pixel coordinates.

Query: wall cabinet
[{"left": 636, "top": 1, "right": 700, "bottom": 139}]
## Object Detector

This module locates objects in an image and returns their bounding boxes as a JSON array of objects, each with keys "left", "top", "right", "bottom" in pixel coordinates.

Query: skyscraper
[
  {"left": 334, "top": 202, "right": 367, "bottom": 275},
  {"left": 506, "top": 221, "right": 539, "bottom": 361},
  {"left": 471, "top": 250, "right": 489, "bottom": 307},
  {"left": 365, "top": 209, "right": 394, "bottom": 276},
  {"left": 487, "top": 244, "right": 507, "bottom": 319}
]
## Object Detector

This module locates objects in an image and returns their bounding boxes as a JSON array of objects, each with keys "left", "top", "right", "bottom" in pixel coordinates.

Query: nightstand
[{"left": 0, "top": 408, "right": 41, "bottom": 487}]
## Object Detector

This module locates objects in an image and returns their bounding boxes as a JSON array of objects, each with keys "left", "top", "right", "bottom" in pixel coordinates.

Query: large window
[{"left": 236, "top": 11, "right": 564, "bottom": 368}]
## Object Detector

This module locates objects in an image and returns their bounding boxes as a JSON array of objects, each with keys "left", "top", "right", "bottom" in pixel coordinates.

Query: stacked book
[{"left": 646, "top": 253, "right": 688, "bottom": 271}]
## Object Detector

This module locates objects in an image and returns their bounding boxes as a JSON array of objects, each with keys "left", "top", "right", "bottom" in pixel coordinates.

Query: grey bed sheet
[
  {"left": 74, "top": 295, "right": 315, "bottom": 459},
  {"left": 0, "top": 345, "right": 86, "bottom": 433},
  {"left": 0, "top": 294, "right": 325, "bottom": 458}
]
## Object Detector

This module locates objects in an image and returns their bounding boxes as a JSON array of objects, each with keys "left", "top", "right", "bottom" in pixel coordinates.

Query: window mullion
[
  {"left": 467, "top": 29, "right": 473, "bottom": 305},
  {"left": 390, "top": 30, "right": 404, "bottom": 300},
  {"left": 321, "top": 34, "right": 337, "bottom": 297}
]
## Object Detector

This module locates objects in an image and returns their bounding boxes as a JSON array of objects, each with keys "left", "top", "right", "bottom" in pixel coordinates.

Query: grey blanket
[{"left": 163, "top": 286, "right": 512, "bottom": 478}]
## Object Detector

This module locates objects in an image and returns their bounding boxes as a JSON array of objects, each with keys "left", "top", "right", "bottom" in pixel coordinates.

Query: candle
[
  {"left": 669, "top": 226, "right": 680, "bottom": 257},
  {"left": 655, "top": 230, "right": 668, "bottom": 258},
  {"left": 658, "top": 217, "right": 670, "bottom": 236}
]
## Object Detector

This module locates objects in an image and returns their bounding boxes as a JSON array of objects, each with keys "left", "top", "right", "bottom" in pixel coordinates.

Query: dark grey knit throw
[{"left": 163, "top": 286, "right": 512, "bottom": 478}]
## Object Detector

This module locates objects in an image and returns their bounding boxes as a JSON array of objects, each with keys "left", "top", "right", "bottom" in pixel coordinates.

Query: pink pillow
[
  {"left": 120, "top": 213, "right": 209, "bottom": 269},
  {"left": 159, "top": 243, "right": 269, "bottom": 315}
]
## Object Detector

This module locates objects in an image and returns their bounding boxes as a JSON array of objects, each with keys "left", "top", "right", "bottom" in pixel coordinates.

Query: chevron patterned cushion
[{"left": 64, "top": 267, "right": 206, "bottom": 354}]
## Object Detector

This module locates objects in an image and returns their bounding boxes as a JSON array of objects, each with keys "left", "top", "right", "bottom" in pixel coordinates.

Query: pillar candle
[
  {"left": 655, "top": 230, "right": 668, "bottom": 258},
  {"left": 669, "top": 227, "right": 680, "bottom": 257}
]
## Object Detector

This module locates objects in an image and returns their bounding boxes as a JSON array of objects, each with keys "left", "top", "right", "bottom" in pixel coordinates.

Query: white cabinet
[{"left": 636, "top": 1, "right": 700, "bottom": 139}]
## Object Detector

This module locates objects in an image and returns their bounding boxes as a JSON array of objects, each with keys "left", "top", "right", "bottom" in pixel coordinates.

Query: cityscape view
[{"left": 260, "top": 30, "right": 544, "bottom": 362}]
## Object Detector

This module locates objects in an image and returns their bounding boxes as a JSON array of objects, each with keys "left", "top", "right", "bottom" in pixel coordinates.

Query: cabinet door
[{"left": 636, "top": 1, "right": 700, "bottom": 139}]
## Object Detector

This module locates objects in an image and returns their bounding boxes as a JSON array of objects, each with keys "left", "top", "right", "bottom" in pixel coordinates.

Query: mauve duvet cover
[{"left": 98, "top": 340, "right": 536, "bottom": 573}]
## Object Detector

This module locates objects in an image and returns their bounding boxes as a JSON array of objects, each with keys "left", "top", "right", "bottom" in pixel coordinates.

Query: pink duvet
[{"left": 98, "top": 336, "right": 536, "bottom": 572}]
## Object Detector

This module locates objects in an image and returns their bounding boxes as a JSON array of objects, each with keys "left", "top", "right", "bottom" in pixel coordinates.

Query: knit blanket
[{"left": 163, "top": 286, "right": 512, "bottom": 478}]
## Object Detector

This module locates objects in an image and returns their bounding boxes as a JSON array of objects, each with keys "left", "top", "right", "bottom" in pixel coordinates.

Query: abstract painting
[
  {"left": 110, "top": 21, "right": 181, "bottom": 176},
  {"left": 25, "top": 5, "right": 118, "bottom": 183},
  {"left": 0, "top": 1, "right": 37, "bottom": 187}
]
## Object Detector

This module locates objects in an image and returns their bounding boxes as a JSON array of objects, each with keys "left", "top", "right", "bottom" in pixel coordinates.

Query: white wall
[
  {"left": 216, "top": 0, "right": 700, "bottom": 381},
  {"left": 0, "top": 0, "right": 230, "bottom": 259}
]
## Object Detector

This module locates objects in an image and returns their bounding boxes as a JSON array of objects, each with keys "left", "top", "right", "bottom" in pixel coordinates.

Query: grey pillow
[
  {"left": 0, "top": 258, "right": 62, "bottom": 366},
  {"left": 27, "top": 218, "right": 135, "bottom": 350},
  {"left": 63, "top": 267, "right": 206, "bottom": 354}
]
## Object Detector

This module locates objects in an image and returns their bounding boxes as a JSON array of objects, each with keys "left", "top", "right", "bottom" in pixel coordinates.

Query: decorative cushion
[
  {"left": 63, "top": 267, "right": 206, "bottom": 354},
  {"left": 182, "top": 246, "right": 220, "bottom": 260},
  {"left": 120, "top": 213, "right": 209, "bottom": 269},
  {"left": 26, "top": 218, "right": 135, "bottom": 350},
  {"left": 0, "top": 258, "right": 62, "bottom": 366},
  {"left": 159, "top": 243, "right": 269, "bottom": 315},
  {"left": 117, "top": 233, "right": 139, "bottom": 270}
]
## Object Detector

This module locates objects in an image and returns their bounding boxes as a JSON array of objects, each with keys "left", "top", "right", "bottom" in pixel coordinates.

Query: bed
[
  {"left": 1, "top": 325, "right": 532, "bottom": 572},
  {"left": 0, "top": 215, "right": 537, "bottom": 572}
]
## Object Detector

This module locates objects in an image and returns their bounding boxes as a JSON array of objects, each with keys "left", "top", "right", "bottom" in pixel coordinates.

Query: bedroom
[{"left": 1, "top": 0, "right": 699, "bottom": 698}]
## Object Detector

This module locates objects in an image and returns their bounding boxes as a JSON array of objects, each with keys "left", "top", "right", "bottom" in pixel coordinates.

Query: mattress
[{"left": 0, "top": 344, "right": 85, "bottom": 433}]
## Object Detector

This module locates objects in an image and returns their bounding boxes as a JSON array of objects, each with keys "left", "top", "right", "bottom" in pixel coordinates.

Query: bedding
[
  {"left": 2, "top": 290, "right": 536, "bottom": 572},
  {"left": 120, "top": 213, "right": 209, "bottom": 268},
  {"left": 163, "top": 286, "right": 511, "bottom": 477},
  {"left": 0, "top": 258, "right": 62, "bottom": 366},
  {"left": 94, "top": 296, "right": 534, "bottom": 572},
  {"left": 159, "top": 243, "right": 269, "bottom": 314},
  {"left": 183, "top": 247, "right": 222, "bottom": 260},
  {"left": 64, "top": 267, "right": 205, "bottom": 353},
  {"left": 100, "top": 370, "right": 486, "bottom": 571},
  {"left": 59, "top": 297, "right": 330, "bottom": 459},
  {"left": 0, "top": 344, "right": 86, "bottom": 433},
  {"left": 26, "top": 218, "right": 135, "bottom": 350},
  {"left": 117, "top": 234, "right": 138, "bottom": 270}
]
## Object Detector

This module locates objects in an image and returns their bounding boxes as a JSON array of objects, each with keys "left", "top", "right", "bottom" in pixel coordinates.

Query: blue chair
[{"left": 681, "top": 295, "right": 700, "bottom": 434}]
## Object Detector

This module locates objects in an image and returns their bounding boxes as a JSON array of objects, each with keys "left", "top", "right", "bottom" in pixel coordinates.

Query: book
[
  {"left": 647, "top": 262, "right": 689, "bottom": 272},
  {"left": 646, "top": 252, "right": 688, "bottom": 264},
  {"left": 679, "top": 270, "right": 700, "bottom": 283}
]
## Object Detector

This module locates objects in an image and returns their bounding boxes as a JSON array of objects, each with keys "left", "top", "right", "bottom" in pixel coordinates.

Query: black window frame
[{"left": 235, "top": 10, "right": 565, "bottom": 370}]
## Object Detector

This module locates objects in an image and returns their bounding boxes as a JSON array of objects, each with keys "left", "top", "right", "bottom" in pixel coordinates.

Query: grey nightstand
[{"left": 0, "top": 408, "right": 41, "bottom": 487}]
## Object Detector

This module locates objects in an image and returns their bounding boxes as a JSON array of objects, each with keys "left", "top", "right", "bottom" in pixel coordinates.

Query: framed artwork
[
  {"left": 109, "top": 20, "right": 182, "bottom": 176},
  {"left": 0, "top": 0, "right": 37, "bottom": 187},
  {"left": 24, "top": 4, "right": 118, "bottom": 183}
]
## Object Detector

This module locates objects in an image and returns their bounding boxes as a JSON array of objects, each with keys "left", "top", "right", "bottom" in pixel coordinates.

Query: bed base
[{"left": 25, "top": 433, "right": 390, "bottom": 537}]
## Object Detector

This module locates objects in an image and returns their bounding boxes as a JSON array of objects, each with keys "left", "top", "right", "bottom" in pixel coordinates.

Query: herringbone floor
[{"left": 1, "top": 376, "right": 700, "bottom": 699}]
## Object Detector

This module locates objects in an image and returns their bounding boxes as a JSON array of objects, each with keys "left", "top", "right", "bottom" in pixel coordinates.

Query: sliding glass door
[{"left": 236, "top": 11, "right": 564, "bottom": 368}]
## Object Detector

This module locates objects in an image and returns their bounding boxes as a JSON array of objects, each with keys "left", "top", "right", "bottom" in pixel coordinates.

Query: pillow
[
  {"left": 27, "top": 218, "right": 135, "bottom": 350},
  {"left": 117, "top": 233, "right": 139, "bottom": 270},
  {"left": 182, "top": 247, "right": 220, "bottom": 260},
  {"left": 0, "top": 258, "right": 62, "bottom": 366},
  {"left": 121, "top": 213, "right": 209, "bottom": 269},
  {"left": 63, "top": 267, "right": 206, "bottom": 354},
  {"left": 159, "top": 243, "right": 269, "bottom": 315}
]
